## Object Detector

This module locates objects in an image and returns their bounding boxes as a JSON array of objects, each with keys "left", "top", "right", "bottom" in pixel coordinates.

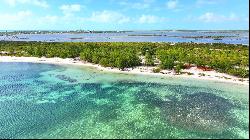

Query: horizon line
[{"left": 1, "top": 29, "right": 249, "bottom": 31}]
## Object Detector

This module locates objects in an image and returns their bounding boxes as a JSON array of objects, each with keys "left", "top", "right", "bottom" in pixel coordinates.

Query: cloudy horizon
[{"left": 0, "top": 0, "right": 249, "bottom": 30}]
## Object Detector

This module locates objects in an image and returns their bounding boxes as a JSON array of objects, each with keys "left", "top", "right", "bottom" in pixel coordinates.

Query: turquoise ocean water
[{"left": 0, "top": 62, "right": 248, "bottom": 139}]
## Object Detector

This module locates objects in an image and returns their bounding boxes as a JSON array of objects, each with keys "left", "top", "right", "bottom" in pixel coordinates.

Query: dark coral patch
[
  {"left": 162, "top": 92, "right": 235, "bottom": 133},
  {"left": 55, "top": 75, "right": 77, "bottom": 83}
]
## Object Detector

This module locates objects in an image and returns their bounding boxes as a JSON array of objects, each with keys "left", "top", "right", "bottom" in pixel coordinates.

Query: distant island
[
  {"left": 0, "top": 30, "right": 248, "bottom": 35},
  {"left": 0, "top": 30, "right": 248, "bottom": 45},
  {"left": 0, "top": 30, "right": 131, "bottom": 35}
]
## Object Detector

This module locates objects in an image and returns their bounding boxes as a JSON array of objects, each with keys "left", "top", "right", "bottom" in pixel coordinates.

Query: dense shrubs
[
  {"left": 0, "top": 41, "right": 248, "bottom": 77},
  {"left": 153, "top": 68, "right": 161, "bottom": 73}
]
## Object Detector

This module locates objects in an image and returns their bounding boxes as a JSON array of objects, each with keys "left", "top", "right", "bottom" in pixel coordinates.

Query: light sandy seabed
[{"left": 0, "top": 56, "right": 249, "bottom": 85}]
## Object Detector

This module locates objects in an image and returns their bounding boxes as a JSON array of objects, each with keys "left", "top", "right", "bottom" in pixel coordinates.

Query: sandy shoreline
[{"left": 0, "top": 56, "right": 249, "bottom": 85}]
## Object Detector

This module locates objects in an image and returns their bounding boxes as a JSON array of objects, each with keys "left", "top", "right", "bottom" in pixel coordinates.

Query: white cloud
[
  {"left": 32, "top": 0, "right": 48, "bottom": 8},
  {"left": 119, "top": 0, "right": 155, "bottom": 10},
  {"left": 199, "top": 12, "right": 218, "bottom": 22},
  {"left": 0, "top": 10, "right": 32, "bottom": 21},
  {"left": 138, "top": 15, "right": 167, "bottom": 24},
  {"left": 199, "top": 12, "right": 240, "bottom": 22},
  {"left": 166, "top": 0, "right": 178, "bottom": 9},
  {"left": 244, "top": 17, "right": 249, "bottom": 22},
  {"left": 83, "top": 11, "right": 167, "bottom": 25},
  {"left": 60, "top": 4, "right": 81, "bottom": 16},
  {"left": 39, "top": 15, "right": 59, "bottom": 24},
  {"left": 0, "top": 10, "right": 81, "bottom": 30},
  {"left": 227, "top": 13, "right": 240, "bottom": 21},
  {"left": 88, "top": 10, "right": 130, "bottom": 24},
  {"left": 0, "top": 10, "right": 33, "bottom": 29},
  {"left": 196, "top": 0, "right": 219, "bottom": 6},
  {"left": 3, "top": 0, "right": 16, "bottom": 6},
  {"left": 3, "top": 0, "right": 49, "bottom": 8}
]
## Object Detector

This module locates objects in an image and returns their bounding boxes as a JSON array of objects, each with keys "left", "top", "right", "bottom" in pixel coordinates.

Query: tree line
[{"left": 0, "top": 41, "right": 248, "bottom": 77}]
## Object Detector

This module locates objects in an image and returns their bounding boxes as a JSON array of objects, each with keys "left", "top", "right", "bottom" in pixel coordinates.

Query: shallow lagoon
[
  {"left": 0, "top": 30, "right": 249, "bottom": 45},
  {"left": 0, "top": 62, "right": 249, "bottom": 139}
]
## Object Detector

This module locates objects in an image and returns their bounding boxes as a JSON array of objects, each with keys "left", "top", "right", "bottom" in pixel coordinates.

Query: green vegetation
[
  {"left": 0, "top": 41, "right": 248, "bottom": 77},
  {"left": 79, "top": 44, "right": 140, "bottom": 69},
  {"left": 174, "top": 63, "right": 184, "bottom": 74},
  {"left": 145, "top": 52, "right": 155, "bottom": 66},
  {"left": 153, "top": 68, "right": 161, "bottom": 73}
]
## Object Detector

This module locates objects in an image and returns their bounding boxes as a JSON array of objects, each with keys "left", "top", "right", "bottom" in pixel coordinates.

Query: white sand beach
[{"left": 0, "top": 56, "right": 249, "bottom": 85}]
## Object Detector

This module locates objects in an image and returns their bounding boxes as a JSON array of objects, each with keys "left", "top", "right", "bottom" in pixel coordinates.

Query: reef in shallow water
[
  {"left": 115, "top": 80, "right": 239, "bottom": 134},
  {"left": 55, "top": 75, "right": 77, "bottom": 83},
  {"left": 0, "top": 63, "right": 248, "bottom": 139},
  {"left": 161, "top": 92, "right": 236, "bottom": 134}
]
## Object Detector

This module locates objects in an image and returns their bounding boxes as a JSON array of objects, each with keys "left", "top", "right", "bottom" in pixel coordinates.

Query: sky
[{"left": 0, "top": 0, "right": 249, "bottom": 30}]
